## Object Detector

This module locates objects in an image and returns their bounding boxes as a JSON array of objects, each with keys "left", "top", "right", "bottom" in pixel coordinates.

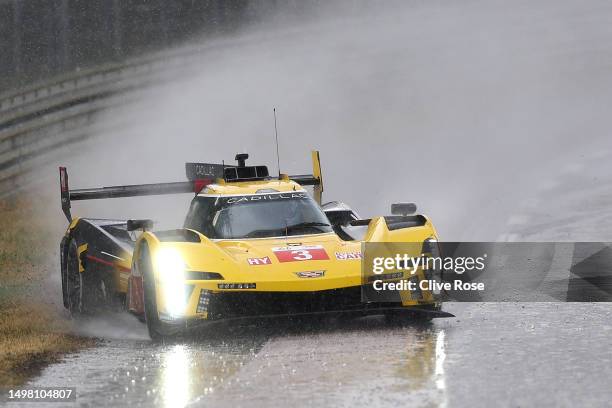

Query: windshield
[{"left": 184, "top": 192, "right": 333, "bottom": 239}]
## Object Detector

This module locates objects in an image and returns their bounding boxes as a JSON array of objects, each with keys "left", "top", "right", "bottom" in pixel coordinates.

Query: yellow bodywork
[
  {"left": 62, "top": 150, "right": 441, "bottom": 326},
  {"left": 132, "top": 180, "right": 439, "bottom": 320},
  {"left": 201, "top": 178, "right": 302, "bottom": 195}
]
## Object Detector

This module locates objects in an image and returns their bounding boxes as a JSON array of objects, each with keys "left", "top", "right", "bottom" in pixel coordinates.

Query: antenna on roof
[{"left": 273, "top": 108, "right": 281, "bottom": 179}]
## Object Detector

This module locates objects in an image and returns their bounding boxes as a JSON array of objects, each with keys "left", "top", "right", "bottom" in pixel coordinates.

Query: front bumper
[{"left": 158, "top": 284, "right": 443, "bottom": 323}]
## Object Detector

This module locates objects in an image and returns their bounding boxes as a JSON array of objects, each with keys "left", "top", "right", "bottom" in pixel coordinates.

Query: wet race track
[
  {"left": 6, "top": 0, "right": 612, "bottom": 406},
  {"left": 18, "top": 303, "right": 612, "bottom": 407}
]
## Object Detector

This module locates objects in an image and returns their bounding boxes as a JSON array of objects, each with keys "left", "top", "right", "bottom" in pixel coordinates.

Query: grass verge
[{"left": 0, "top": 196, "right": 94, "bottom": 386}]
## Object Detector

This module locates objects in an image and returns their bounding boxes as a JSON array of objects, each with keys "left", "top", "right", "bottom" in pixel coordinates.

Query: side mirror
[
  {"left": 391, "top": 203, "right": 417, "bottom": 216},
  {"left": 127, "top": 219, "right": 154, "bottom": 232}
]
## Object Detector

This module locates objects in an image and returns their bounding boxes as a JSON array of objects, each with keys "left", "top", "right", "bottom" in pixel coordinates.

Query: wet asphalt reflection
[{"left": 17, "top": 302, "right": 612, "bottom": 407}]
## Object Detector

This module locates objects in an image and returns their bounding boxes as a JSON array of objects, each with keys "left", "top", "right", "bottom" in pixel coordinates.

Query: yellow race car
[{"left": 59, "top": 151, "right": 451, "bottom": 340}]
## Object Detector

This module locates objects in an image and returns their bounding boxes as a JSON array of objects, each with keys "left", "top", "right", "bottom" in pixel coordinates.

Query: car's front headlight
[{"left": 156, "top": 248, "right": 187, "bottom": 317}]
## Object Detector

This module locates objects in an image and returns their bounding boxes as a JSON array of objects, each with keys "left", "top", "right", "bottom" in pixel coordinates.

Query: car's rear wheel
[
  {"left": 141, "top": 244, "right": 180, "bottom": 341},
  {"left": 65, "top": 238, "right": 95, "bottom": 315}
]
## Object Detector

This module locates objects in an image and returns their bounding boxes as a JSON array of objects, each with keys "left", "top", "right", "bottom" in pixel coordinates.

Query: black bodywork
[{"left": 60, "top": 218, "right": 134, "bottom": 309}]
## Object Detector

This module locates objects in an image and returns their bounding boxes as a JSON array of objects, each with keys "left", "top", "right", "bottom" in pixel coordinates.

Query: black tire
[
  {"left": 65, "top": 238, "right": 110, "bottom": 315},
  {"left": 65, "top": 238, "right": 93, "bottom": 315},
  {"left": 141, "top": 244, "right": 179, "bottom": 341}
]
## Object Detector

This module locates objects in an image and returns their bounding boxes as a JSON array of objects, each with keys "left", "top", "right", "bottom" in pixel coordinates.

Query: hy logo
[{"left": 295, "top": 270, "right": 325, "bottom": 278}]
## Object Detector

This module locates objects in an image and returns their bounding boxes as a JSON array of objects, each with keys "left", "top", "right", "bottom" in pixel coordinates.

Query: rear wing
[
  {"left": 59, "top": 167, "right": 209, "bottom": 222},
  {"left": 289, "top": 151, "right": 324, "bottom": 204},
  {"left": 59, "top": 150, "right": 324, "bottom": 222}
]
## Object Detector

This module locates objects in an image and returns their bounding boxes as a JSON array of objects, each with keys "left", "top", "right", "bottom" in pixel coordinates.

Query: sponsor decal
[
  {"left": 187, "top": 163, "right": 225, "bottom": 179},
  {"left": 295, "top": 270, "right": 325, "bottom": 278},
  {"left": 335, "top": 251, "right": 362, "bottom": 260},
  {"left": 272, "top": 245, "right": 329, "bottom": 262},
  {"left": 218, "top": 283, "right": 256, "bottom": 289},
  {"left": 225, "top": 192, "right": 307, "bottom": 205},
  {"left": 247, "top": 256, "right": 271, "bottom": 265}
]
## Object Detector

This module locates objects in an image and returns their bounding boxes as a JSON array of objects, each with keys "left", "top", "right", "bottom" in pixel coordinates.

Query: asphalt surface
[{"left": 14, "top": 303, "right": 612, "bottom": 408}]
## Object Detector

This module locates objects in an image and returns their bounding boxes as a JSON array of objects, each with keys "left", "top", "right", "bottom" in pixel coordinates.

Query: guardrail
[
  {"left": 0, "top": 28, "right": 292, "bottom": 197},
  {"left": 0, "top": 41, "right": 220, "bottom": 196}
]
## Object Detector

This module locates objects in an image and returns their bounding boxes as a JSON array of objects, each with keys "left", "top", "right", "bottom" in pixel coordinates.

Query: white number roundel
[{"left": 291, "top": 250, "right": 312, "bottom": 260}]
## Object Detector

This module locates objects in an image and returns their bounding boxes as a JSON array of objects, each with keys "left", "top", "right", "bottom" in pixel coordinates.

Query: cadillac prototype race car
[{"left": 59, "top": 151, "right": 451, "bottom": 339}]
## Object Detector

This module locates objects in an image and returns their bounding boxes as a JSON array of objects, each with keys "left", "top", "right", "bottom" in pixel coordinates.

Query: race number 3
[{"left": 273, "top": 246, "right": 329, "bottom": 262}]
